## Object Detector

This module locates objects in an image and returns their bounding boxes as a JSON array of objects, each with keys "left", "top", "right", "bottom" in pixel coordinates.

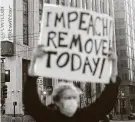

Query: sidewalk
[
  {"left": 112, "top": 115, "right": 128, "bottom": 121},
  {"left": 1, "top": 115, "right": 36, "bottom": 122}
]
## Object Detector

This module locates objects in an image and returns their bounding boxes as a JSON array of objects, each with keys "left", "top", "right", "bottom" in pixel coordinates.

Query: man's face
[
  {"left": 60, "top": 89, "right": 79, "bottom": 104},
  {"left": 57, "top": 89, "right": 79, "bottom": 117}
]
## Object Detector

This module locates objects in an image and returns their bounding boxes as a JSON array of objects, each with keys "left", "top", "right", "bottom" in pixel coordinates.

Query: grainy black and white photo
[{"left": 1, "top": 0, "right": 135, "bottom": 122}]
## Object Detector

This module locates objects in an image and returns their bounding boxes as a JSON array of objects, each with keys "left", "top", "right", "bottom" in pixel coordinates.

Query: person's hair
[{"left": 52, "top": 82, "right": 82, "bottom": 103}]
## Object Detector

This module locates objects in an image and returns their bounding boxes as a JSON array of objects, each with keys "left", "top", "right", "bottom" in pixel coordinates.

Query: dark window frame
[{"left": 23, "top": 0, "right": 29, "bottom": 45}]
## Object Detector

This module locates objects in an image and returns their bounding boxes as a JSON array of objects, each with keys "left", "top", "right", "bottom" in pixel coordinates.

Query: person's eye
[
  {"left": 64, "top": 97, "right": 70, "bottom": 100},
  {"left": 66, "top": 97, "right": 72, "bottom": 100}
]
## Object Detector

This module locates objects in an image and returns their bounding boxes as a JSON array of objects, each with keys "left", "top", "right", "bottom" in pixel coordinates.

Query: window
[
  {"left": 120, "top": 50, "right": 126, "bottom": 57},
  {"left": 130, "top": 86, "right": 135, "bottom": 94},
  {"left": 130, "top": 36, "right": 133, "bottom": 47},
  {"left": 116, "top": 40, "right": 120, "bottom": 45},
  {"left": 22, "top": 59, "right": 30, "bottom": 88},
  {"left": 23, "top": 0, "right": 28, "bottom": 45},
  {"left": 117, "top": 50, "right": 119, "bottom": 56},
  {"left": 39, "top": 0, "right": 43, "bottom": 32},
  {"left": 115, "top": 29, "right": 119, "bottom": 36},
  {"left": 119, "top": 28, "right": 125, "bottom": 35},
  {"left": 131, "top": 48, "right": 134, "bottom": 59},
  {"left": 92, "top": 0, "right": 96, "bottom": 11},
  {"left": 100, "top": 0, "right": 104, "bottom": 13},
  {"left": 124, "top": 60, "right": 128, "bottom": 67},
  {"left": 133, "top": 71, "right": 135, "bottom": 81},
  {"left": 43, "top": 78, "right": 52, "bottom": 87},
  {"left": 115, "top": 18, "right": 124, "bottom": 26},
  {"left": 122, "top": 74, "right": 125, "bottom": 80},
  {"left": 94, "top": 0, "right": 98, "bottom": 12},
  {"left": 58, "top": 79, "right": 63, "bottom": 82},
  {"left": 120, "top": 39, "right": 126, "bottom": 45},
  {"left": 56, "top": 0, "right": 65, "bottom": 5},
  {"left": 108, "top": 0, "right": 112, "bottom": 16},
  {"left": 121, "top": 60, "right": 128, "bottom": 68},
  {"left": 70, "top": 0, "right": 73, "bottom": 6},
  {"left": 23, "top": 0, "right": 28, "bottom": 16},
  {"left": 122, "top": 73, "right": 128, "bottom": 80},
  {"left": 43, "top": 78, "right": 53, "bottom": 95},
  {"left": 82, "top": 0, "right": 87, "bottom": 9},
  {"left": 56, "top": 0, "right": 59, "bottom": 5},
  {"left": 39, "top": 0, "right": 43, "bottom": 20},
  {"left": 61, "top": 0, "right": 65, "bottom": 6},
  {"left": 45, "top": 0, "right": 50, "bottom": 3},
  {"left": 130, "top": 99, "right": 135, "bottom": 112},
  {"left": 96, "top": 83, "right": 101, "bottom": 95},
  {"left": 23, "top": 24, "right": 28, "bottom": 45},
  {"left": 125, "top": 73, "right": 128, "bottom": 80},
  {"left": 85, "top": 83, "right": 91, "bottom": 98},
  {"left": 85, "top": 0, "right": 89, "bottom": 9}
]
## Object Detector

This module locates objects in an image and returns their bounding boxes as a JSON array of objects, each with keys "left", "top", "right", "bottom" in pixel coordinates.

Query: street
[
  {"left": 111, "top": 120, "right": 135, "bottom": 122},
  {"left": 1, "top": 0, "right": 135, "bottom": 122}
]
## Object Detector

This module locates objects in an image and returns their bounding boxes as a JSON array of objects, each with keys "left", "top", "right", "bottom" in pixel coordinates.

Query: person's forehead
[{"left": 62, "top": 89, "right": 78, "bottom": 97}]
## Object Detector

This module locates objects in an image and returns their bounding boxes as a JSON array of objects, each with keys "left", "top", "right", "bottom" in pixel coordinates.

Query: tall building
[
  {"left": 1, "top": 0, "right": 115, "bottom": 116},
  {"left": 1, "top": 0, "right": 40, "bottom": 115},
  {"left": 114, "top": 0, "right": 135, "bottom": 114}
]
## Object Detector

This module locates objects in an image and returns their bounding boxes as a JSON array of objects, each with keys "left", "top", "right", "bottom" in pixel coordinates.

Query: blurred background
[{"left": 1, "top": 0, "right": 135, "bottom": 122}]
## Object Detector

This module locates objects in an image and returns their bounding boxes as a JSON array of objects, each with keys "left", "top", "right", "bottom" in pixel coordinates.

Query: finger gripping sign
[{"left": 34, "top": 4, "right": 114, "bottom": 83}]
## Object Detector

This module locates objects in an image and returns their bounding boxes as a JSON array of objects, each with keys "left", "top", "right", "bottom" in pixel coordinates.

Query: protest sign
[{"left": 33, "top": 4, "right": 114, "bottom": 83}]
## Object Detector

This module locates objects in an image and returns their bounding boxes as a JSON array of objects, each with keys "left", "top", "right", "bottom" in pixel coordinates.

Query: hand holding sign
[
  {"left": 108, "top": 48, "right": 118, "bottom": 83},
  {"left": 29, "top": 45, "right": 46, "bottom": 76},
  {"left": 29, "top": 4, "right": 116, "bottom": 83},
  {"left": 32, "top": 45, "right": 46, "bottom": 59}
]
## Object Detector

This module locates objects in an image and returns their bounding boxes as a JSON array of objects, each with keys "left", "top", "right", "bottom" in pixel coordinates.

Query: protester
[{"left": 23, "top": 45, "right": 120, "bottom": 122}]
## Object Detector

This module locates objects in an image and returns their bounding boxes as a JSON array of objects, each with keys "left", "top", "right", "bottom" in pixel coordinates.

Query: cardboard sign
[{"left": 34, "top": 4, "right": 114, "bottom": 83}]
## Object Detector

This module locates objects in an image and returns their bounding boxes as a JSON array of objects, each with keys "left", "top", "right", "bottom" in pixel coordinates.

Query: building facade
[
  {"left": 1, "top": 0, "right": 40, "bottom": 115},
  {"left": 114, "top": 0, "right": 135, "bottom": 114},
  {"left": 1, "top": 0, "right": 115, "bottom": 115}
]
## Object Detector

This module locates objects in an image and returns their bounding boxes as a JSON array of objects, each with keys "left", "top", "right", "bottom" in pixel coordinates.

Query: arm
[
  {"left": 23, "top": 45, "right": 56, "bottom": 121},
  {"left": 23, "top": 76, "right": 54, "bottom": 121},
  {"left": 80, "top": 77, "right": 121, "bottom": 121}
]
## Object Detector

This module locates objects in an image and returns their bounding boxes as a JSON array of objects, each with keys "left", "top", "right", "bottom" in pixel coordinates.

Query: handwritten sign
[{"left": 34, "top": 4, "right": 114, "bottom": 83}]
